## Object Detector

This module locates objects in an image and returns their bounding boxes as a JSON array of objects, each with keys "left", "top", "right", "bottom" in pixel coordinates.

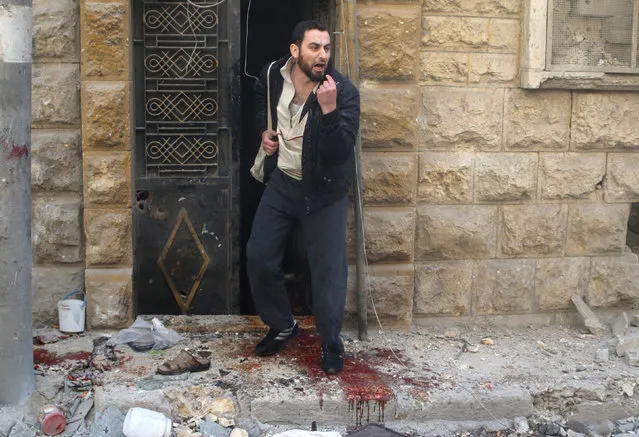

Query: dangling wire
[{"left": 243, "top": 0, "right": 258, "bottom": 80}]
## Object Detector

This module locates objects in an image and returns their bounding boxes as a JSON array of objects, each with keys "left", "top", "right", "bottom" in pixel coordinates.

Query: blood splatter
[
  {"left": 7, "top": 144, "right": 29, "bottom": 159},
  {"left": 33, "top": 348, "right": 91, "bottom": 366}
]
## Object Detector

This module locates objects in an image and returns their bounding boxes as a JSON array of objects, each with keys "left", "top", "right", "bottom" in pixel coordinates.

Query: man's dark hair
[{"left": 292, "top": 20, "right": 329, "bottom": 46}]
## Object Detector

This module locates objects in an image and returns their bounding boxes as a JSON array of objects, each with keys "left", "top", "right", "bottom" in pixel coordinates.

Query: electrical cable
[{"left": 244, "top": 0, "right": 258, "bottom": 80}]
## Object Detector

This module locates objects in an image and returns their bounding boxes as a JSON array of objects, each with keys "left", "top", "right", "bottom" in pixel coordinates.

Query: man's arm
[{"left": 317, "top": 80, "right": 360, "bottom": 166}]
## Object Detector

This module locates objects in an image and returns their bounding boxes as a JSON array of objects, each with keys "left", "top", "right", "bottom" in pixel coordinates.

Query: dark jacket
[{"left": 254, "top": 56, "right": 360, "bottom": 213}]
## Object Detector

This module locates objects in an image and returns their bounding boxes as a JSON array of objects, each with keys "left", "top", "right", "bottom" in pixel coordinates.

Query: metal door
[{"left": 133, "top": 0, "right": 240, "bottom": 315}]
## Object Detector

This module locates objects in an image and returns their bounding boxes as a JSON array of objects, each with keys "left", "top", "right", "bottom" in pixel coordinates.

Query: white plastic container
[
  {"left": 57, "top": 299, "right": 85, "bottom": 333},
  {"left": 123, "top": 408, "right": 172, "bottom": 437}
]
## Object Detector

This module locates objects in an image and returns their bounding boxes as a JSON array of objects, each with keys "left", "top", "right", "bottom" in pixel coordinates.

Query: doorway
[
  {"left": 132, "top": 0, "right": 334, "bottom": 316},
  {"left": 239, "top": 0, "right": 335, "bottom": 315}
]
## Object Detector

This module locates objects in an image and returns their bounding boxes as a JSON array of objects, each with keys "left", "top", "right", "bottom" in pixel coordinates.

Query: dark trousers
[{"left": 247, "top": 169, "right": 348, "bottom": 346}]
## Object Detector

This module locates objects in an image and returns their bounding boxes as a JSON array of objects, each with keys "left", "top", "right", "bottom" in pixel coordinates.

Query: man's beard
[{"left": 297, "top": 56, "right": 329, "bottom": 82}]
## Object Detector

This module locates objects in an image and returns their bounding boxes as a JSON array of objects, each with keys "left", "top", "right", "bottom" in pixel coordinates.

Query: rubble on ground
[{"left": 3, "top": 314, "right": 639, "bottom": 437}]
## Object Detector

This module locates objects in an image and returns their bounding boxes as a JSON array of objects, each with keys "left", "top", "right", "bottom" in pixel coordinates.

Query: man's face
[{"left": 292, "top": 29, "right": 331, "bottom": 82}]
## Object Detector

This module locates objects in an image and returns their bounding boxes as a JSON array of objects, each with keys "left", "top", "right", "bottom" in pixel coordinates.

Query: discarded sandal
[{"left": 156, "top": 350, "right": 210, "bottom": 375}]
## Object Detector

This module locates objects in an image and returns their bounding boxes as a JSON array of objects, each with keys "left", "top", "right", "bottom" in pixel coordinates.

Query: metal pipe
[{"left": 340, "top": 0, "right": 368, "bottom": 341}]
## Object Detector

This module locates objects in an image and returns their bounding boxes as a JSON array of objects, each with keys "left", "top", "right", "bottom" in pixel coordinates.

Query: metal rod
[{"left": 341, "top": 0, "right": 367, "bottom": 342}]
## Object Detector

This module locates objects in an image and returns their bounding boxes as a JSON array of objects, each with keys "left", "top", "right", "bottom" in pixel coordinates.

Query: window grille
[{"left": 547, "top": 0, "right": 639, "bottom": 72}]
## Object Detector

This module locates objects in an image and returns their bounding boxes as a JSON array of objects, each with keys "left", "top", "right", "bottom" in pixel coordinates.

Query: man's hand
[
  {"left": 261, "top": 129, "right": 279, "bottom": 156},
  {"left": 317, "top": 74, "right": 337, "bottom": 115}
]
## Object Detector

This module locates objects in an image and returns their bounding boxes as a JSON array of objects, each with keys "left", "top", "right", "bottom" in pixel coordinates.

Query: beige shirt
[{"left": 276, "top": 57, "right": 314, "bottom": 181}]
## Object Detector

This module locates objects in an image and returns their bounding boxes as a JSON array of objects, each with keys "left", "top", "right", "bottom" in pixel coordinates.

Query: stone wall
[
  {"left": 79, "top": 0, "right": 133, "bottom": 329},
  {"left": 31, "top": 0, "right": 85, "bottom": 326},
  {"left": 345, "top": 0, "right": 639, "bottom": 327},
  {"left": 30, "top": 0, "right": 639, "bottom": 328}
]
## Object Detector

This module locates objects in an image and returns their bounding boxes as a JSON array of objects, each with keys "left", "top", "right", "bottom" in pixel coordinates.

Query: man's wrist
[{"left": 321, "top": 105, "right": 337, "bottom": 115}]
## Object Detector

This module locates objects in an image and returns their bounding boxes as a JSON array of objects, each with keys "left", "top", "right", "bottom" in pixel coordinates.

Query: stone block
[
  {"left": 572, "top": 92, "right": 639, "bottom": 150},
  {"left": 346, "top": 265, "right": 414, "bottom": 326},
  {"left": 587, "top": 253, "right": 639, "bottom": 307},
  {"left": 473, "top": 259, "right": 536, "bottom": 314},
  {"left": 501, "top": 205, "right": 567, "bottom": 257},
  {"left": 504, "top": 89, "right": 571, "bottom": 150},
  {"left": 33, "top": 0, "right": 79, "bottom": 61},
  {"left": 357, "top": 209, "right": 416, "bottom": 263},
  {"left": 422, "top": 16, "right": 489, "bottom": 51},
  {"left": 416, "top": 205, "right": 497, "bottom": 260},
  {"left": 535, "top": 258, "right": 590, "bottom": 311},
  {"left": 32, "top": 64, "right": 80, "bottom": 127},
  {"left": 420, "top": 52, "right": 469, "bottom": 85},
  {"left": 358, "top": 5, "right": 420, "bottom": 80},
  {"left": 85, "top": 209, "right": 132, "bottom": 266},
  {"left": 489, "top": 19, "right": 520, "bottom": 53},
  {"left": 31, "top": 130, "right": 82, "bottom": 192},
  {"left": 468, "top": 53, "right": 517, "bottom": 86},
  {"left": 81, "top": 1, "right": 128, "bottom": 78},
  {"left": 32, "top": 197, "right": 83, "bottom": 264},
  {"left": 540, "top": 153, "right": 606, "bottom": 200},
  {"left": 475, "top": 153, "right": 537, "bottom": 202},
  {"left": 86, "top": 268, "right": 133, "bottom": 329},
  {"left": 362, "top": 154, "right": 417, "bottom": 204},
  {"left": 606, "top": 154, "right": 639, "bottom": 202},
  {"left": 422, "top": 0, "right": 521, "bottom": 16},
  {"left": 417, "top": 152, "right": 473, "bottom": 203},
  {"left": 360, "top": 84, "right": 418, "bottom": 149},
  {"left": 414, "top": 260, "right": 473, "bottom": 316},
  {"left": 84, "top": 152, "right": 131, "bottom": 206},
  {"left": 567, "top": 204, "right": 629, "bottom": 255},
  {"left": 419, "top": 87, "right": 503, "bottom": 150},
  {"left": 32, "top": 266, "right": 85, "bottom": 327},
  {"left": 82, "top": 82, "right": 130, "bottom": 150}
]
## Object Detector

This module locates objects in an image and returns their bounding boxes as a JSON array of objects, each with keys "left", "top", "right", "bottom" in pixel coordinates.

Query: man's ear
[{"left": 290, "top": 43, "right": 299, "bottom": 60}]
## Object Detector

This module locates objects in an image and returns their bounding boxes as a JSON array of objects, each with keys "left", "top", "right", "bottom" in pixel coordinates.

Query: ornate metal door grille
[
  {"left": 133, "top": 0, "right": 240, "bottom": 316},
  {"left": 143, "top": 1, "right": 223, "bottom": 177}
]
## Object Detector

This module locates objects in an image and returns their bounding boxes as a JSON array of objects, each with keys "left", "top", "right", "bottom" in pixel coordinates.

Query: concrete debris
[
  {"left": 444, "top": 329, "right": 459, "bottom": 339},
  {"left": 229, "top": 429, "right": 248, "bottom": 437},
  {"left": 236, "top": 417, "right": 271, "bottom": 437},
  {"left": 199, "top": 421, "right": 230, "bottom": 437},
  {"left": 621, "top": 383, "right": 634, "bottom": 397},
  {"left": 513, "top": 416, "right": 529, "bottom": 434},
  {"left": 270, "top": 432, "right": 341, "bottom": 437},
  {"left": 629, "top": 313, "right": 639, "bottom": 327},
  {"left": 90, "top": 408, "right": 125, "bottom": 437},
  {"left": 612, "top": 312, "right": 630, "bottom": 339},
  {"left": 0, "top": 410, "right": 23, "bottom": 437},
  {"left": 565, "top": 431, "right": 584, "bottom": 437},
  {"left": 594, "top": 348, "right": 609, "bottom": 363},
  {"left": 566, "top": 418, "right": 590, "bottom": 435},
  {"left": 481, "top": 338, "right": 494, "bottom": 345},
  {"left": 61, "top": 395, "right": 94, "bottom": 437},
  {"left": 571, "top": 295, "right": 605, "bottom": 336},
  {"left": 627, "top": 350, "right": 639, "bottom": 367},
  {"left": 7, "top": 422, "right": 36, "bottom": 437},
  {"left": 217, "top": 418, "right": 235, "bottom": 428}
]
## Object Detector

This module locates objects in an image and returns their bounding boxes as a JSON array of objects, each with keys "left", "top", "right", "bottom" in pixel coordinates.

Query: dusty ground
[{"left": 5, "top": 314, "right": 639, "bottom": 437}]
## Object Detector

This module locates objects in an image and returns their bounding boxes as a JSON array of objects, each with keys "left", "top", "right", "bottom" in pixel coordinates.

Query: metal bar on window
[
  {"left": 633, "top": 0, "right": 639, "bottom": 68},
  {"left": 546, "top": 0, "right": 555, "bottom": 70}
]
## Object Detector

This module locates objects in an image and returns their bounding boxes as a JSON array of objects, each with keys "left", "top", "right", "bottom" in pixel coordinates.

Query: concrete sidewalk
[{"left": 8, "top": 315, "right": 639, "bottom": 437}]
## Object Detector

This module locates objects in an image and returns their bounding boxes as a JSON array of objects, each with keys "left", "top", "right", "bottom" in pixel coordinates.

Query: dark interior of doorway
[{"left": 239, "top": 0, "right": 333, "bottom": 315}]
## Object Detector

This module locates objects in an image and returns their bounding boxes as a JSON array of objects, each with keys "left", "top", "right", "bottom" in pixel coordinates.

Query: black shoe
[
  {"left": 321, "top": 342, "right": 344, "bottom": 374},
  {"left": 255, "top": 322, "right": 299, "bottom": 356}
]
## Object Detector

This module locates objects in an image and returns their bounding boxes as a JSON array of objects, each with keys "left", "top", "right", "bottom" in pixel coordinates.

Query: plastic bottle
[{"left": 123, "top": 408, "right": 172, "bottom": 437}]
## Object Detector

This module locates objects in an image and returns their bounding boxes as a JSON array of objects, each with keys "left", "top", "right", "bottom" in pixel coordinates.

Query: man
[{"left": 247, "top": 20, "right": 360, "bottom": 374}]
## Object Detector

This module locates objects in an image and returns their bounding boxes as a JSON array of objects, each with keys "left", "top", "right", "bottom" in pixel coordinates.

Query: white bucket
[
  {"left": 57, "top": 299, "right": 85, "bottom": 333},
  {"left": 123, "top": 408, "right": 172, "bottom": 437}
]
